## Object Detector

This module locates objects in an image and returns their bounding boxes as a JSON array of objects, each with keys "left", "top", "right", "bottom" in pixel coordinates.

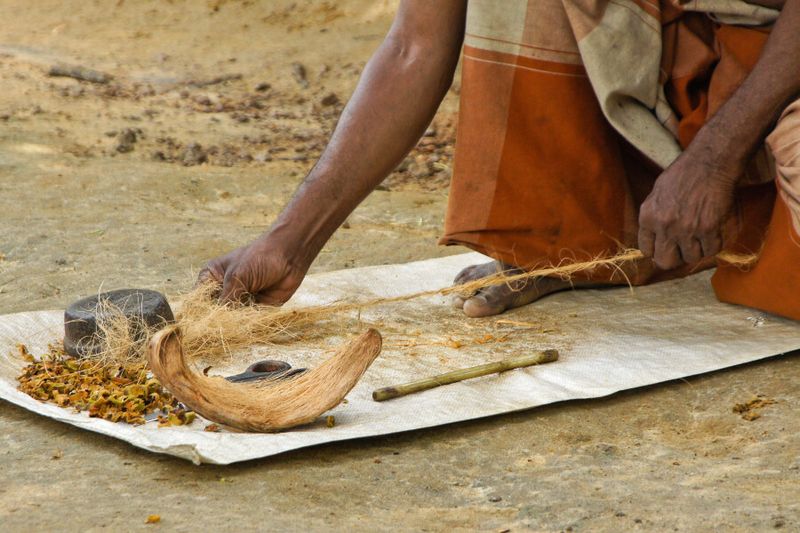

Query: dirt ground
[{"left": 0, "top": 1, "right": 798, "bottom": 531}]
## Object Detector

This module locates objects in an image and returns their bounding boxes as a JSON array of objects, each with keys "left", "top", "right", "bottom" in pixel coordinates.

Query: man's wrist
[
  {"left": 258, "top": 214, "right": 331, "bottom": 271},
  {"left": 685, "top": 127, "right": 751, "bottom": 186}
]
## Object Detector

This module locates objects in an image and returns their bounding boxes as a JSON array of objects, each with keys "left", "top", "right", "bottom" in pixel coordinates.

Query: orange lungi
[{"left": 440, "top": 0, "right": 800, "bottom": 321}]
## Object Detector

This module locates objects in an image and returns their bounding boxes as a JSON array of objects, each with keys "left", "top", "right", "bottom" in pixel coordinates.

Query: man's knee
[
  {"left": 766, "top": 98, "right": 800, "bottom": 235},
  {"left": 767, "top": 98, "right": 800, "bottom": 169}
]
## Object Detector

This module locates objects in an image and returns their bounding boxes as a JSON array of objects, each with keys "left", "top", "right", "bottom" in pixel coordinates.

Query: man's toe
[
  {"left": 454, "top": 264, "right": 480, "bottom": 284},
  {"left": 454, "top": 261, "right": 500, "bottom": 284},
  {"left": 462, "top": 292, "right": 506, "bottom": 318}
]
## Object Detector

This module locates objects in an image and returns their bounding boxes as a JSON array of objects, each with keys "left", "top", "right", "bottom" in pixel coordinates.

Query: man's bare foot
[{"left": 451, "top": 261, "right": 589, "bottom": 318}]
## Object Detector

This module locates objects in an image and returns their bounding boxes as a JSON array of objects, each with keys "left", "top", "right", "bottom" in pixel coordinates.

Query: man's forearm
[
  {"left": 689, "top": 0, "right": 800, "bottom": 177},
  {"left": 266, "top": 1, "right": 467, "bottom": 268}
]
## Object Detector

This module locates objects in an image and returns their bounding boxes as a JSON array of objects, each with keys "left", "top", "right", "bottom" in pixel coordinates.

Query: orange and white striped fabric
[{"left": 440, "top": 0, "right": 800, "bottom": 320}]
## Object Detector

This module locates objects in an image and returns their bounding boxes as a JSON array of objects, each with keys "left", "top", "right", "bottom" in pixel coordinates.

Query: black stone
[{"left": 64, "top": 289, "right": 174, "bottom": 357}]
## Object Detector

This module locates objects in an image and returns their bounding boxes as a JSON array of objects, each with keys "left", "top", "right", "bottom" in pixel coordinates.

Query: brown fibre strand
[{"left": 87, "top": 248, "right": 759, "bottom": 367}]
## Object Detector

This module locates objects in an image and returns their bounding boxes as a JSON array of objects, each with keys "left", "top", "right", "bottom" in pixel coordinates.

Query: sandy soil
[{"left": 0, "top": 1, "right": 798, "bottom": 531}]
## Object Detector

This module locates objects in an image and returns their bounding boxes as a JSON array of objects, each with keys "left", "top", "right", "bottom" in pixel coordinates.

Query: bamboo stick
[{"left": 372, "top": 349, "right": 559, "bottom": 402}]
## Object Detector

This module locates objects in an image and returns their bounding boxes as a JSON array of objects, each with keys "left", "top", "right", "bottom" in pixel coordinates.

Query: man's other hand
[{"left": 638, "top": 151, "right": 739, "bottom": 270}]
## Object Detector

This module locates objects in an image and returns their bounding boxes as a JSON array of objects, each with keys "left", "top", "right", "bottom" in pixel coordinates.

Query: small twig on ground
[
  {"left": 48, "top": 63, "right": 113, "bottom": 84},
  {"left": 186, "top": 73, "right": 243, "bottom": 88},
  {"left": 291, "top": 62, "right": 309, "bottom": 88}
]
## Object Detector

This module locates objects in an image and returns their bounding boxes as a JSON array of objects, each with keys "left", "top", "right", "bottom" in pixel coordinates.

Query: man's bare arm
[
  {"left": 639, "top": 0, "right": 800, "bottom": 268},
  {"left": 278, "top": 0, "right": 467, "bottom": 268},
  {"left": 694, "top": 0, "right": 800, "bottom": 174},
  {"left": 202, "top": 0, "right": 468, "bottom": 302}
]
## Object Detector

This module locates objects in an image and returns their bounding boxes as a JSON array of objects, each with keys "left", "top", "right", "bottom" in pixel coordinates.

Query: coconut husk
[{"left": 147, "top": 325, "right": 382, "bottom": 432}]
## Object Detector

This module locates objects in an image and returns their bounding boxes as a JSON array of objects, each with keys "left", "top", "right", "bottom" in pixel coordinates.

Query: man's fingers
[
  {"left": 638, "top": 227, "right": 656, "bottom": 258},
  {"left": 196, "top": 262, "right": 226, "bottom": 301},
  {"left": 653, "top": 236, "right": 682, "bottom": 270},
  {"left": 195, "top": 270, "right": 222, "bottom": 301},
  {"left": 254, "top": 291, "right": 288, "bottom": 306},
  {"left": 700, "top": 234, "right": 723, "bottom": 259},
  {"left": 197, "top": 263, "right": 224, "bottom": 285},
  {"left": 197, "top": 268, "right": 212, "bottom": 284},
  {"left": 220, "top": 270, "right": 251, "bottom": 304},
  {"left": 678, "top": 238, "right": 703, "bottom": 265}
]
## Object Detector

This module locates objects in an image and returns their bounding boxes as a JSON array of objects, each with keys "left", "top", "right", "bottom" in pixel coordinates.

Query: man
[{"left": 201, "top": 0, "right": 800, "bottom": 321}]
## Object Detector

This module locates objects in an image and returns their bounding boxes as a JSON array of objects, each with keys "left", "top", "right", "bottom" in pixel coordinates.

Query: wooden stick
[{"left": 372, "top": 349, "right": 559, "bottom": 402}]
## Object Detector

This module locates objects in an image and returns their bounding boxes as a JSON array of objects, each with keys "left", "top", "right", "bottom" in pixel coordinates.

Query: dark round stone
[{"left": 64, "top": 289, "right": 174, "bottom": 357}]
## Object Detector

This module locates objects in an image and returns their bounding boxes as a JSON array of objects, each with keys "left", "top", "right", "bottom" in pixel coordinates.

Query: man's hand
[
  {"left": 638, "top": 0, "right": 800, "bottom": 270},
  {"left": 638, "top": 151, "right": 740, "bottom": 269},
  {"left": 198, "top": 237, "right": 307, "bottom": 305}
]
